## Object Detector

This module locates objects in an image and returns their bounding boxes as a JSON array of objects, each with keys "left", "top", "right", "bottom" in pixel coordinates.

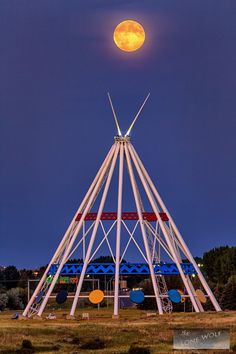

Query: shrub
[
  {"left": 80, "top": 338, "right": 105, "bottom": 350},
  {"left": 128, "top": 345, "right": 150, "bottom": 354},
  {"left": 21, "top": 340, "right": 34, "bottom": 349},
  {"left": 220, "top": 277, "right": 236, "bottom": 310},
  {"left": 18, "top": 288, "right": 28, "bottom": 307},
  {"left": 0, "top": 293, "right": 8, "bottom": 310},
  {"left": 71, "top": 337, "right": 80, "bottom": 345},
  {"left": 18, "top": 339, "right": 35, "bottom": 353},
  {"left": 7, "top": 288, "right": 24, "bottom": 310}
]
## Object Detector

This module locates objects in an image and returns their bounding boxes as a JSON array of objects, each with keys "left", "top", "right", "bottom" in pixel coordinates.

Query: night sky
[{"left": 0, "top": 1, "right": 235, "bottom": 269}]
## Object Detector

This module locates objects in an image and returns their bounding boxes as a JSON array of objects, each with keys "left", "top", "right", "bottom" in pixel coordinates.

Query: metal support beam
[
  {"left": 114, "top": 142, "right": 124, "bottom": 317},
  {"left": 124, "top": 143, "right": 163, "bottom": 315}
]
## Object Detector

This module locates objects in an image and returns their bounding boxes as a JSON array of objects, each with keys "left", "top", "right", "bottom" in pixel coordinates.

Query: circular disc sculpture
[
  {"left": 89, "top": 290, "right": 104, "bottom": 304},
  {"left": 130, "top": 290, "right": 145, "bottom": 304},
  {"left": 168, "top": 289, "right": 182, "bottom": 304},
  {"left": 196, "top": 289, "right": 207, "bottom": 304},
  {"left": 56, "top": 290, "right": 68, "bottom": 305}
]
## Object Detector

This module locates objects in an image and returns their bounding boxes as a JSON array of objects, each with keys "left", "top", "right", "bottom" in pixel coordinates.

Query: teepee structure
[{"left": 23, "top": 94, "right": 221, "bottom": 318}]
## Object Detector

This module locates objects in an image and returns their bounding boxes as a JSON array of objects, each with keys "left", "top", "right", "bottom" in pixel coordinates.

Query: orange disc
[
  {"left": 89, "top": 290, "right": 104, "bottom": 304},
  {"left": 196, "top": 289, "right": 207, "bottom": 304}
]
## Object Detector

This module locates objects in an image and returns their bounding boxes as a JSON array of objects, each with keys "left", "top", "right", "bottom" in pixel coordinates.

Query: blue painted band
[{"left": 48, "top": 262, "right": 196, "bottom": 276}]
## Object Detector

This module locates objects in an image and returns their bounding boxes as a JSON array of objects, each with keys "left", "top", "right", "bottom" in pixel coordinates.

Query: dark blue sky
[{"left": 0, "top": 1, "right": 235, "bottom": 268}]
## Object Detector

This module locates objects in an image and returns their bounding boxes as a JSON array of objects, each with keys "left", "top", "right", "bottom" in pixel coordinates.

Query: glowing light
[{"left": 113, "top": 20, "right": 145, "bottom": 52}]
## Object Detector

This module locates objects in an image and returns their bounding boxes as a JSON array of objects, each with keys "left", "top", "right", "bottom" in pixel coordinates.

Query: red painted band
[{"left": 75, "top": 212, "right": 168, "bottom": 222}]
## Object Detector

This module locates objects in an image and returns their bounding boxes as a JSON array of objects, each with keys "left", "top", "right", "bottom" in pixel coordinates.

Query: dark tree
[
  {"left": 92, "top": 256, "right": 115, "bottom": 263},
  {"left": 213, "top": 284, "right": 224, "bottom": 302},
  {"left": 67, "top": 258, "right": 83, "bottom": 264},
  {"left": 203, "top": 246, "right": 236, "bottom": 285},
  {"left": 38, "top": 265, "right": 47, "bottom": 278},
  {"left": 2, "top": 266, "right": 20, "bottom": 289},
  {"left": 137, "top": 279, "right": 156, "bottom": 310},
  {"left": 220, "top": 276, "right": 236, "bottom": 310}
]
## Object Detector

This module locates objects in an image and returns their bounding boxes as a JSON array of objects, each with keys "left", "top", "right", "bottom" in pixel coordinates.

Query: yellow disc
[
  {"left": 89, "top": 290, "right": 104, "bottom": 304},
  {"left": 196, "top": 289, "right": 207, "bottom": 304}
]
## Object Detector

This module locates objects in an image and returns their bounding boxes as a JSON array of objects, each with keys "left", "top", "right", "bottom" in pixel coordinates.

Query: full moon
[{"left": 113, "top": 20, "right": 145, "bottom": 52}]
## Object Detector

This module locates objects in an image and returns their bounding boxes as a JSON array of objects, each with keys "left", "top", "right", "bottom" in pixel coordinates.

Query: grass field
[{"left": 0, "top": 309, "right": 235, "bottom": 353}]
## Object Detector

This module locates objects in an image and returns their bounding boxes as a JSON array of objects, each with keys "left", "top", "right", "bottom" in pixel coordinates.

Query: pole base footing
[
  {"left": 112, "top": 314, "right": 119, "bottom": 319},
  {"left": 18, "top": 315, "right": 29, "bottom": 320}
]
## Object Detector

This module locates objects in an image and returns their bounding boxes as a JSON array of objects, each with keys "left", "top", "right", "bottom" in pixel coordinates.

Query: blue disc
[
  {"left": 168, "top": 289, "right": 181, "bottom": 303},
  {"left": 130, "top": 290, "right": 145, "bottom": 304},
  {"left": 56, "top": 289, "right": 68, "bottom": 304},
  {"left": 35, "top": 290, "right": 45, "bottom": 304}
]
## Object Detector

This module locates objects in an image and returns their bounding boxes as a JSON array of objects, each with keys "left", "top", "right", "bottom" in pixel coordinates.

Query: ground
[{"left": 0, "top": 309, "right": 235, "bottom": 353}]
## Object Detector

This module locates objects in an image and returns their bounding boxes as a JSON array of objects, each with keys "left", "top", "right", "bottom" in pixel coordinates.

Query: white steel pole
[
  {"left": 168, "top": 226, "right": 204, "bottom": 312},
  {"left": 124, "top": 143, "right": 163, "bottom": 315},
  {"left": 128, "top": 144, "right": 200, "bottom": 313},
  {"left": 22, "top": 145, "right": 115, "bottom": 317},
  {"left": 70, "top": 143, "right": 120, "bottom": 317},
  {"left": 125, "top": 93, "right": 150, "bottom": 137},
  {"left": 113, "top": 142, "right": 124, "bottom": 318},
  {"left": 36, "top": 144, "right": 117, "bottom": 317},
  {"left": 83, "top": 221, "right": 85, "bottom": 260},
  {"left": 107, "top": 93, "right": 122, "bottom": 136},
  {"left": 186, "top": 276, "right": 204, "bottom": 312},
  {"left": 131, "top": 145, "right": 221, "bottom": 312},
  {"left": 166, "top": 227, "right": 204, "bottom": 312}
]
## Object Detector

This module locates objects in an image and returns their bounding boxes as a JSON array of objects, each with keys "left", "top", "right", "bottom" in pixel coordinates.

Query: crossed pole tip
[
  {"left": 125, "top": 93, "right": 150, "bottom": 137},
  {"left": 107, "top": 92, "right": 122, "bottom": 136},
  {"left": 107, "top": 92, "right": 150, "bottom": 138}
]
